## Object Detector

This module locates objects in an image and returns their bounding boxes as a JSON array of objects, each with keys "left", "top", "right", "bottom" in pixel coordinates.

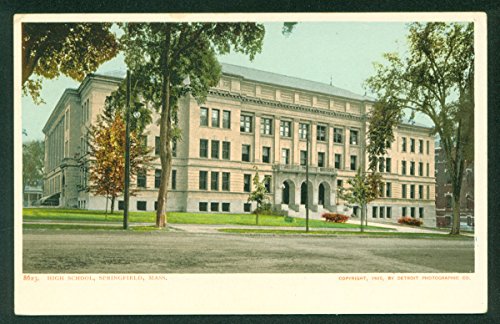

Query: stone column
[
  {"left": 292, "top": 119, "right": 300, "bottom": 165},
  {"left": 254, "top": 114, "right": 261, "bottom": 162},
  {"left": 273, "top": 116, "right": 280, "bottom": 163},
  {"left": 310, "top": 122, "right": 317, "bottom": 166},
  {"left": 327, "top": 124, "right": 334, "bottom": 167},
  {"left": 344, "top": 127, "right": 351, "bottom": 170}
]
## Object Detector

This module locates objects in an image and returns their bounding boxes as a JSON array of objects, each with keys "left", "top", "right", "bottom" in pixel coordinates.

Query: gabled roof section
[
  {"left": 42, "top": 88, "right": 79, "bottom": 134},
  {"left": 220, "top": 63, "right": 374, "bottom": 102}
]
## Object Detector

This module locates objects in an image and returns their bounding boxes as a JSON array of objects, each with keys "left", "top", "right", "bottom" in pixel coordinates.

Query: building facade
[{"left": 42, "top": 63, "right": 436, "bottom": 226}]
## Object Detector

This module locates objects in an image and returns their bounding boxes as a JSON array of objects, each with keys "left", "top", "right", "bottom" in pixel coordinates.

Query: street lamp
[
  {"left": 123, "top": 70, "right": 132, "bottom": 230},
  {"left": 305, "top": 126, "right": 310, "bottom": 232}
]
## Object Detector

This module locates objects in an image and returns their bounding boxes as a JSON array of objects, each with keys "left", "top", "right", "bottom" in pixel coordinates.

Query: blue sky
[{"left": 22, "top": 22, "right": 432, "bottom": 142}]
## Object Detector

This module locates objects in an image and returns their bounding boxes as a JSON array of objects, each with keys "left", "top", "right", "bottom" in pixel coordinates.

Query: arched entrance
[
  {"left": 300, "top": 181, "right": 314, "bottom": 206},
  {"left": 318, "top": 181, "right": 331, "bottom": 207},
  {"left": 282, "top": 180, "right": 296, "bottom": 206}
]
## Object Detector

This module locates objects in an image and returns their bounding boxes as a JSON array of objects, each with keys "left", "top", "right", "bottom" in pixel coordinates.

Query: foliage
[
  {"left": 337, "top": 168, "right": 382, "bottom": 232},
  {"left": 248, "top": 167, "right": 271, "bottom": 225},
  {"left": 87, "top": 104, "right": 152, "bottom": 213},
  {"left": 22, "top": 23, "right": 119, "bottom": 103},
  {"left": 365, "top": 22, "right": 474, "bottom": 235},
  {"left": 322, "top": 213, "right": 349, "bottom": 223},
  {"left": 22, "top": 140, "right": 44, "bottom": 188},
  {"left": 117, "top": 22, "right": 265, "bottom": 227},
  {"left": 397, "top": 217, "right": 423, "bottom": 227}
]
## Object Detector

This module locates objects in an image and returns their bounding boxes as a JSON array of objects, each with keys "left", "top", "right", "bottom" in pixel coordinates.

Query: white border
[{"left": 14, "top": 12, "right": 488, "bottom": 315}]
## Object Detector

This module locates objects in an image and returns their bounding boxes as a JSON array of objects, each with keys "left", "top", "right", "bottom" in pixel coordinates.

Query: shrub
[
  {"left": 397, "top": 217, "right": 423, "bottom": 226},
  {"left": 322, "top": 213, "right": 349, "bottom": 223},
  {"left": 253, "top": 203, "right": 286, "bottom": 216}
]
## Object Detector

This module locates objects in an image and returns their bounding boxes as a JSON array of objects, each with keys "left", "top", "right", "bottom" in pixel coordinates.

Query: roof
[
  {"left": 98, "top": 63, "right": 374, "bottom": 102},
  {"left": 220, "top": 63, "right": 373, "bottom": 102}
]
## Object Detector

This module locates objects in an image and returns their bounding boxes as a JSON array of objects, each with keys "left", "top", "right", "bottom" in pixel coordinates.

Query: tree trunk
[
  {"left": 449, "top": 121, "right": 465, "bottom": 235},
  {"left": 360, "top": 204, "right": 365, "bottom": 233},
  {"left": 111, "top": 196, "right": 115, "bottom": 215},
  {"left": 155, "top": 24, "right": 172, "bottom": 228}
]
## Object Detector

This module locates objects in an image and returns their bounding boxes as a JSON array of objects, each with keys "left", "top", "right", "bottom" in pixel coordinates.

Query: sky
[{"left": 21, "top": 22, "right": 433, "bottom": 142}]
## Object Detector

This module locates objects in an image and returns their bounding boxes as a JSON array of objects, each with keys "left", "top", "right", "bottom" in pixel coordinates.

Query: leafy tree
[
  {"left": 365, "top": 22, "right": 474, "bottom": 235},
  {"left": 117, "top": 23, "right": 265, "bottom": 227},
  {"left": 87, "top": 105, "right": 152, "bottom": 214},
  {"left": 22, "top": 23, "right": 119, "bottom": 103},
  {"left": 22, "top": 140, "right": 44, "bottom": 188},
  {"left": 337, "top": 169, "right": 381, "bottom": 232},
  {"left": 247, "top": 167, "right": 270, "bottom": 225}
]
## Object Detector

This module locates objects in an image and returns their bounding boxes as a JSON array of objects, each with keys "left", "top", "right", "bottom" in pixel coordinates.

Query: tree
[
  {"left": 87, "top": 104, "right": 152, "bottom": 214},
  {"left": 117, "top": 23, "right": 265, "bottom": 227},
  {"left": 22, "top": 23, "right": 119, "bottom": 103},
  {"left": 22, "top": 140, "right": 44, "bottom": 189},
  {"left": 337, "top": 169, "right": 381, "bottom": 232},
  {"left": 365, "top": 22, "right": 474, "bottom": 235},
  {"left": 247, "top": 167, "right": 270, "bottom": 225}
]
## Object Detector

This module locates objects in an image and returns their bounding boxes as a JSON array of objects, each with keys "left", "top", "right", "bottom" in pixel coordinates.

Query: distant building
[
  {"left": 42, "top": 63, "right": 437, "bottom": 226},
  {"left": 434, "top": 144, "right": 474, "bottom": 228},
  {"left": 23, "top": 185, "right": 42, "bottom": 207}
]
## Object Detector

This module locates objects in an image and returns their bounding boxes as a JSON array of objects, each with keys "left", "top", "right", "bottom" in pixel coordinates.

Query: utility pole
[
  {"left": 305, "top": 126, "right": 310, "bottom": 232},
  {"left": 123, "top": 70, "right": 131, "bottom": 230}
]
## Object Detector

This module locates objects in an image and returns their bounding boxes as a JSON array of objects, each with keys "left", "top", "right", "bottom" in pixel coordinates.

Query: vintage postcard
[{"left": 15, "top": 12, "right": 487, "bottom": 314}]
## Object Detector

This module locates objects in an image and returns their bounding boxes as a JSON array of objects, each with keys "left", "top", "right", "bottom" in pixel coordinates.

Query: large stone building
[{"left": 42, "top": 63, "right": 436, "bottom": 226}]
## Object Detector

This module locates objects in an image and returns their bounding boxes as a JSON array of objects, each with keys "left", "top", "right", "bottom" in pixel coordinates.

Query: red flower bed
[
  {"left": 322, "top": 213, "right": 349, "bottom": 223},
  {"left": 397, "top": 216, "right": 423, "bottom": 226}
]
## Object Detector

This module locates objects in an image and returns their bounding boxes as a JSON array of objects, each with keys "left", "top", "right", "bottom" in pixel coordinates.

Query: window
[
  {"left": 154, "top": 201, "right": 158, "bottom": 211},
  {"left": 335, "top": 154, "right": 342, "bottom": 169},
  {"left": 211, "top": 140, "right": 220, "bottom": 159},
  {"left": 260, "top": 117, "right": 273, "bottom": 135},
  {"left": 200, "top": 107, "right": 209, "bottom": 126},
  {"left": 410, "top": 184, "right": 415, "bottom": 199},
  {"left": 419, "top": 185, "right": 423, "bottom": 199},
  {"left": 262, "top": 147, "right": 271, "bottom": 163},
  {"left": 211, "top": 172, "right": 219, "bottom": 190},
  {"left": 222, "top": 172, "right": 230, "bottom": 191},
  {"left": 137, "top": 201, "right": 147, "bottom": 211},
  {"left": 318, "top": 152, "right": 325, "bottom": 167},
  {"left": 212, "top": 109, "right": 220, "bottom": 128},
  {"left": 418, "top": 162, "right": 423, "bottom": 176},
  {"left": 240, "top": 115, "right": 252, "bottom": 133},
  {"left": 334, "top": 128, "right": 343, "bottom": 143},
  {"left": 419, "top": 207, "right": 424, "bottom": 218},
  {"left": 386, "top": 182, "right": 392, "bottom": 197},
  {"left": 317, "top": 125, "right": 327, "bottom": 141},
  {"left": 282, "top": 149, "right": 290, "bottom": 165},
  {"left": 419, "top": 139, "right": 424, "bottom": 153},
  {"left": 410, "top": 138, "right": 415, "bottom": 153},
  {"left": 378, "top": 157, "right": 385, "bottom": 173},
  {"left": 244, "top": 174, "right": 251, "bottom": 192},
  {"left": 171, "top": 170, "right": 177, "bottom": 190},
  {"left": 402, "top": 207, "right": 407, "bottom": 217},
  {"left": 211, "top": 202, "right": 219, "bottom": 212},
  {"left": 172, "top": 140, "right": 177, "bottom": 157},
  {"left": 372, "top": 206, "right": 378, "bottom": 218},
  {"left": 410, "top": 207, "right": 415, "bottom": 218},
  {"left": 402, "top": 184, "right": 407, "bottom": 198},
  {"left": 380, "top": 206, "right": 385, "bottom": 218},
  {"left": 199, "top": 139, "right": 208, "bottom": 158},
  {"left": 199, "top": 202, "right": 208, "bottom": 211},
  {"left": 402, "top": 161, "right": 407, "bottom": 175},
  {"left": 386, "top": 158, "right": 391, "bottom": 173},
  {"left": 410, "top": 162, "right": 415, "bottom": 176},
  {"left": 155, "top": 169, "right": 161, "bottom": 188},
  {"left": 199, "top": 171, "right": 208, "bottom": 190},
  {"left": 264, "top": 175, "right": 272, "bottom": 193},
  {"left": 244, "top": 203, "right": 251, "bottom": 212},
  {"left": 337, "top": 179, "right": 343, "bottom": 188},
  {"left": 426, "top": 163, "right": 430, "bottom": 177},
  {"left": 427, "top": 185, "right": 430, "bottom": 200},
  {"left": 350, "top": 155, "right": 357, "bottom": 171},
  {"left": 387, "top": 207, "right": 392, "bottom": 218},
  {"left": 155, "top": 136, "right": 160, "bottom": 155},
  {"left": 222, "top": 203, "right": 230, "bottom": 212},
  {"left": 300, "top": 150, "right": 307, "bottom": 166},
  {"left": 242, "top": 144, "right": 251, "bottom": 162},
  {"left": 222, "top": 141, "right": 230, "bottom": 160},
  {"left": 299, "top": 123, "right": 309, "bottom": 139},
  {"left": 426, "top": 140, "right": 430, "bottom": 154},
  {"left": 222, "top": 110, "right": 231, "bottom": 129},
  {"left": 118, "top": 200, "right": 124, "bottom": 210},
  {"left": 402, "top": 137, "right": 407, "bottom": 152},
  {"left": 137, "top": 169, "right": 146, "bottom": 188},
  {"left": 280, "top": 120, "right": 292, "bottom": 137},
  {"left": 349, "top": 129, "right": 359, "bottom": 145}
]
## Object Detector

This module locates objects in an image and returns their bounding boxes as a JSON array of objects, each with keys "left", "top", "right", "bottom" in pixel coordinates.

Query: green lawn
[
  {"left": 218, "top": 228, "right": 473, "bottom": 239},
  {"left": 23, "top": 208, "right": 387, "bottom": 230}
]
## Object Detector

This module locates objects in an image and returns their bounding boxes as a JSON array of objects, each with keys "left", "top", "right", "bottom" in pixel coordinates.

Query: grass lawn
[
  {"left": 23, "top": 208, "right": 388, "bottom": 230},
  {"left": 218, "top": 228, "right": 473, "bottom": 239}
]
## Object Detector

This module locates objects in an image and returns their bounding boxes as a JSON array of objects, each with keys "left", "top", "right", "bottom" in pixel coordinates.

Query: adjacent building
[{"left": 42, "top": 63, "right": 436, "bottom": 226}]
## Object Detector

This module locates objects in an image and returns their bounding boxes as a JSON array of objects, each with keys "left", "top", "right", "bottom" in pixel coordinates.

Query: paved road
[{"left": 23, "top": 229, "right": 474, "bottom": 273}]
